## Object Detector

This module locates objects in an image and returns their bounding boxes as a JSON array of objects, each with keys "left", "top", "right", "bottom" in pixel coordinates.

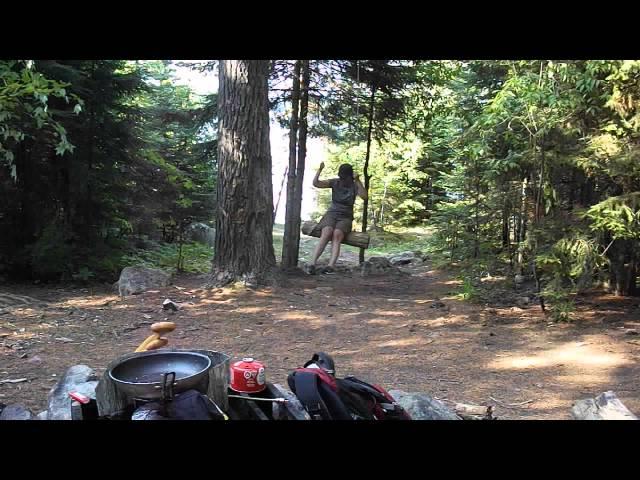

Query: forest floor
[{"left": 1, "top": 240, "right": 640, "bottom": 419}]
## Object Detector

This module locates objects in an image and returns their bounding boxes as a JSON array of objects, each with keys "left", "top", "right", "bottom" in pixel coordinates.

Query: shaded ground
[{"left": 1, "top": 253, "right": 639, "bottom": 419}]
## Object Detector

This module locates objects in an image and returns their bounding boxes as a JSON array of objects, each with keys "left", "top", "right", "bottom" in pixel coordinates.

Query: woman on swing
[{"left": 307, "top": 162, "right": 367, "bottom": 274}]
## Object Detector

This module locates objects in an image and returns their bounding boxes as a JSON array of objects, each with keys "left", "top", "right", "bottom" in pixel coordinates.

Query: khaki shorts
[{"left": 316, "top": 211, "right": 353, "bottom": 235}]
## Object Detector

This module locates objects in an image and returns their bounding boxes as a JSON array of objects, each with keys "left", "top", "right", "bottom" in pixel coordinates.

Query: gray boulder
[
  {"left": 361, "top": 257, "right": 407, "bottom": 276},
  {"left": 118, "top": 266, "right": 171, "bottom": 296},
  {"left": 389, "top": 389, "right": 461, "bottom": 420},
  {"left": 388, "top": 251, "right": 416, "bottom": 266},
  {"left": 361, "top": 257, "right": 392, "bottom": 276},
  {"left": 47, "top": 365, "right": 98, "bottom": 420},
  {"left": 0, "top": 404, "right": 34, "bottom": 420},
  {"left": 188, "top": 223, "right": 215, "bottom": 247}
]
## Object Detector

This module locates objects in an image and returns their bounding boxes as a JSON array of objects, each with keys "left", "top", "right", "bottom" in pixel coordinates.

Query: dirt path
[{"left": 1, "top": 260, "right": 639, "bottom": 419}]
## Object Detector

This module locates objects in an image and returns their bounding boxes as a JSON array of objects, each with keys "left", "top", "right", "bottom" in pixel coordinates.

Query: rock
[
  {"left": 36, "top": 410, "right": 48, "bottom": 420},
  {"left": 27, "top": 355, "right": 42, "bottom": 364},
  {"left": 361, "top": 257, "right": 403, "bottom": 276},
  {"left": 389, "top": 390, "right": 460, "bottom": 420},
  {"left": 315, "top": 287, "right": 333, "bottom": 292},
  {"left": 0, "top": 404, "right": 34, "bottom": 420},
  {"left": 388, "top": 251, "right": 415, "bottom": 266},
  {"left": 516, "top": 296, "right": 530, "bottom": 307},
  {"left": 188, "top": 223, "right": 215, "bottom": 247},
  {"left": 47, "top": 365, "right": 98, "bottom": 420},
  {"left": 118, "top": 266, "right": 172, "bottom": 296},
  {"left": 162, "top": 299, "right": 179, "bottom": 311},
  {"left": 430, "top": 301, "right": 446, "bottom": 309},
  {"left": 514, "top": 274, "right": 525, "bottom": 285},
  {"left": 625, "top": 329, "right": 639, "bottom": 336}
]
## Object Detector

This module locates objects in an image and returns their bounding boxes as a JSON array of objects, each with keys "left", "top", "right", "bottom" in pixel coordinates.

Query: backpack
[{"left": 287, "top": 352, "right": 411, "bottom": 420}]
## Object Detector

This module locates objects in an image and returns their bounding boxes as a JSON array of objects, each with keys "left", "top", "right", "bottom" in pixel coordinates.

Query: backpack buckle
[{"left": 306, "top": 403, "right": 323, "bottom": 419}]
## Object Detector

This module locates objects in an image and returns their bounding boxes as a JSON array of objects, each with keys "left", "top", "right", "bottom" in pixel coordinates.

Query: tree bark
[
  {"left": 473, "top": 158, "right": 481, "bottom": 258},
  {"left": 359, "top": 86, "right": 376, "bottom": 264},
  {"left": 281, "top": 61, "right": 301, "bottom": 269},
  {"left": 291, "top": 61, "right": 310, "bottom": 264},
  {"left": 211, "top": 60, "right": 276, "bottom": 286},
  {"left": 501, "top": 192, "right": 510, "bottom": 248},
  {"left": 609, "top": 239, "right": 639, "bottom": 296}
]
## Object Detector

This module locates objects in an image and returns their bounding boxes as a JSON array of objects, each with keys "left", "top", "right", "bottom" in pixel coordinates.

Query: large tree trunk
[
  {"left": 281, "top": 61, "right": 301, "bottom": 269},
  {"left": 359, "top": 86, "right": 376, "bottom": 264},
  {"left": 211, "top": 60, "right": 276, "bottom": 286}
]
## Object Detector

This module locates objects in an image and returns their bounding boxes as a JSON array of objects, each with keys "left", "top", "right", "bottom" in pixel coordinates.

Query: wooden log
[
  {"left": 571, "top": 391, "right": 638, "bottom": 420},
  {"left": 96, "top": 349, "right": 230, "bottom": 418},
  {"left": 266, "top": 383, "right": 311, "bottom": 420},
  {"left": 455, "top": 403, "right": 494, "bottom": 420},
  {"left": 301, "top": 221, "right": 370, "bottom": 249}
]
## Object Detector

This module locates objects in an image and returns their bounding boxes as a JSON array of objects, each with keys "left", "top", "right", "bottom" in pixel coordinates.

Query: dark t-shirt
[{"left": 328, "top": 178, "right": 357, "bottom": 217}]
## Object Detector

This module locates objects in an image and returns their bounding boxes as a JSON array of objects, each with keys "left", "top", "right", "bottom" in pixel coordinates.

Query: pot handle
[{"left": 161, "top": 372, "right": 176, "bottom": 402}]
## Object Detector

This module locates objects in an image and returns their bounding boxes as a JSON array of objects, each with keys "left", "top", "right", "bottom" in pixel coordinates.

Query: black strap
[{"left": 293, "top": 372, "right": 329, "bottom": 420}]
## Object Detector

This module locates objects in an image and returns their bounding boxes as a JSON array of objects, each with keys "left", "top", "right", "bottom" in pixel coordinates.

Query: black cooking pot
[{"left": 109, "top": 351, "right": 212, "bottom": 400}]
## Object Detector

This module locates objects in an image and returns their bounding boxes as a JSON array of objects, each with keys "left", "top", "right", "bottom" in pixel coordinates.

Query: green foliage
[
  {"left": 0, "top": 60, "right": 83, "bottom": 179},
  {"left": 585, "top": 193, "right": 640, "bottom": 240},
  {"left": 537, "top": 233, "right": 604, "bottom": 292},
  {"left": 456, "top": 278, "right": 478, "bottom": 301},
  {"left": 542, "top": 286, "right": 576, "bottom": 322},
  {"left": 29, "top": 222, "right": 73, "bottom": 280},
  {"left": 122, "top": 242, "right": 213, "bottom": 274},
  {"left": 0, "top": 60, "right": 217, "bottom": 282}
]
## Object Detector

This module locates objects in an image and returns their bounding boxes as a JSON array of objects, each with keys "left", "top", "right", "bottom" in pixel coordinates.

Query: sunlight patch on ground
[
  {"left": 278, "top": 311, "right": 317, "bottom": 322},
  {"left": 197, "top": 297, "right": 237, "bottom": 306},
  {"left": 366, "top": 319, "right": 393, "bottom": 326},
  {"left": 372, "top": 310, "right": 407, "bottom": 317},
  {"left": 50, "top": 296, "right": 116, "bottom": 308},
  {"left": 488, "top": 341, "right": 631, "bottom": 373},
  {"left": 233, "top": 306, "right": 265, "bottom": 314},
  {"left": 308, "top": 318, "right": 337, "bottom": 328},
  {"left": 480, "top": 276, "right": 507, "bottom": 283},
  {"left": 377, "top": 337, "right": 426, "bottom": 348}
]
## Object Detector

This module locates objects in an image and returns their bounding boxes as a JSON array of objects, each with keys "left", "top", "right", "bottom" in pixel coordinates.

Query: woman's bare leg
[
  {"left": 311, "top": 227, "right": 334, "bottom": 265},
  {"left": 328, "top": 229, "right": 345, "bottom": 267}
]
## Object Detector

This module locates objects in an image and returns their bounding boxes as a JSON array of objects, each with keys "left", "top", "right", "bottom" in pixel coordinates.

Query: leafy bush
[
  {"left": 122, "top": 241, "right": 212, "bottom": 274},
  {"left": 30, "top": 222, "right": 73, "bottom": 280}
]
